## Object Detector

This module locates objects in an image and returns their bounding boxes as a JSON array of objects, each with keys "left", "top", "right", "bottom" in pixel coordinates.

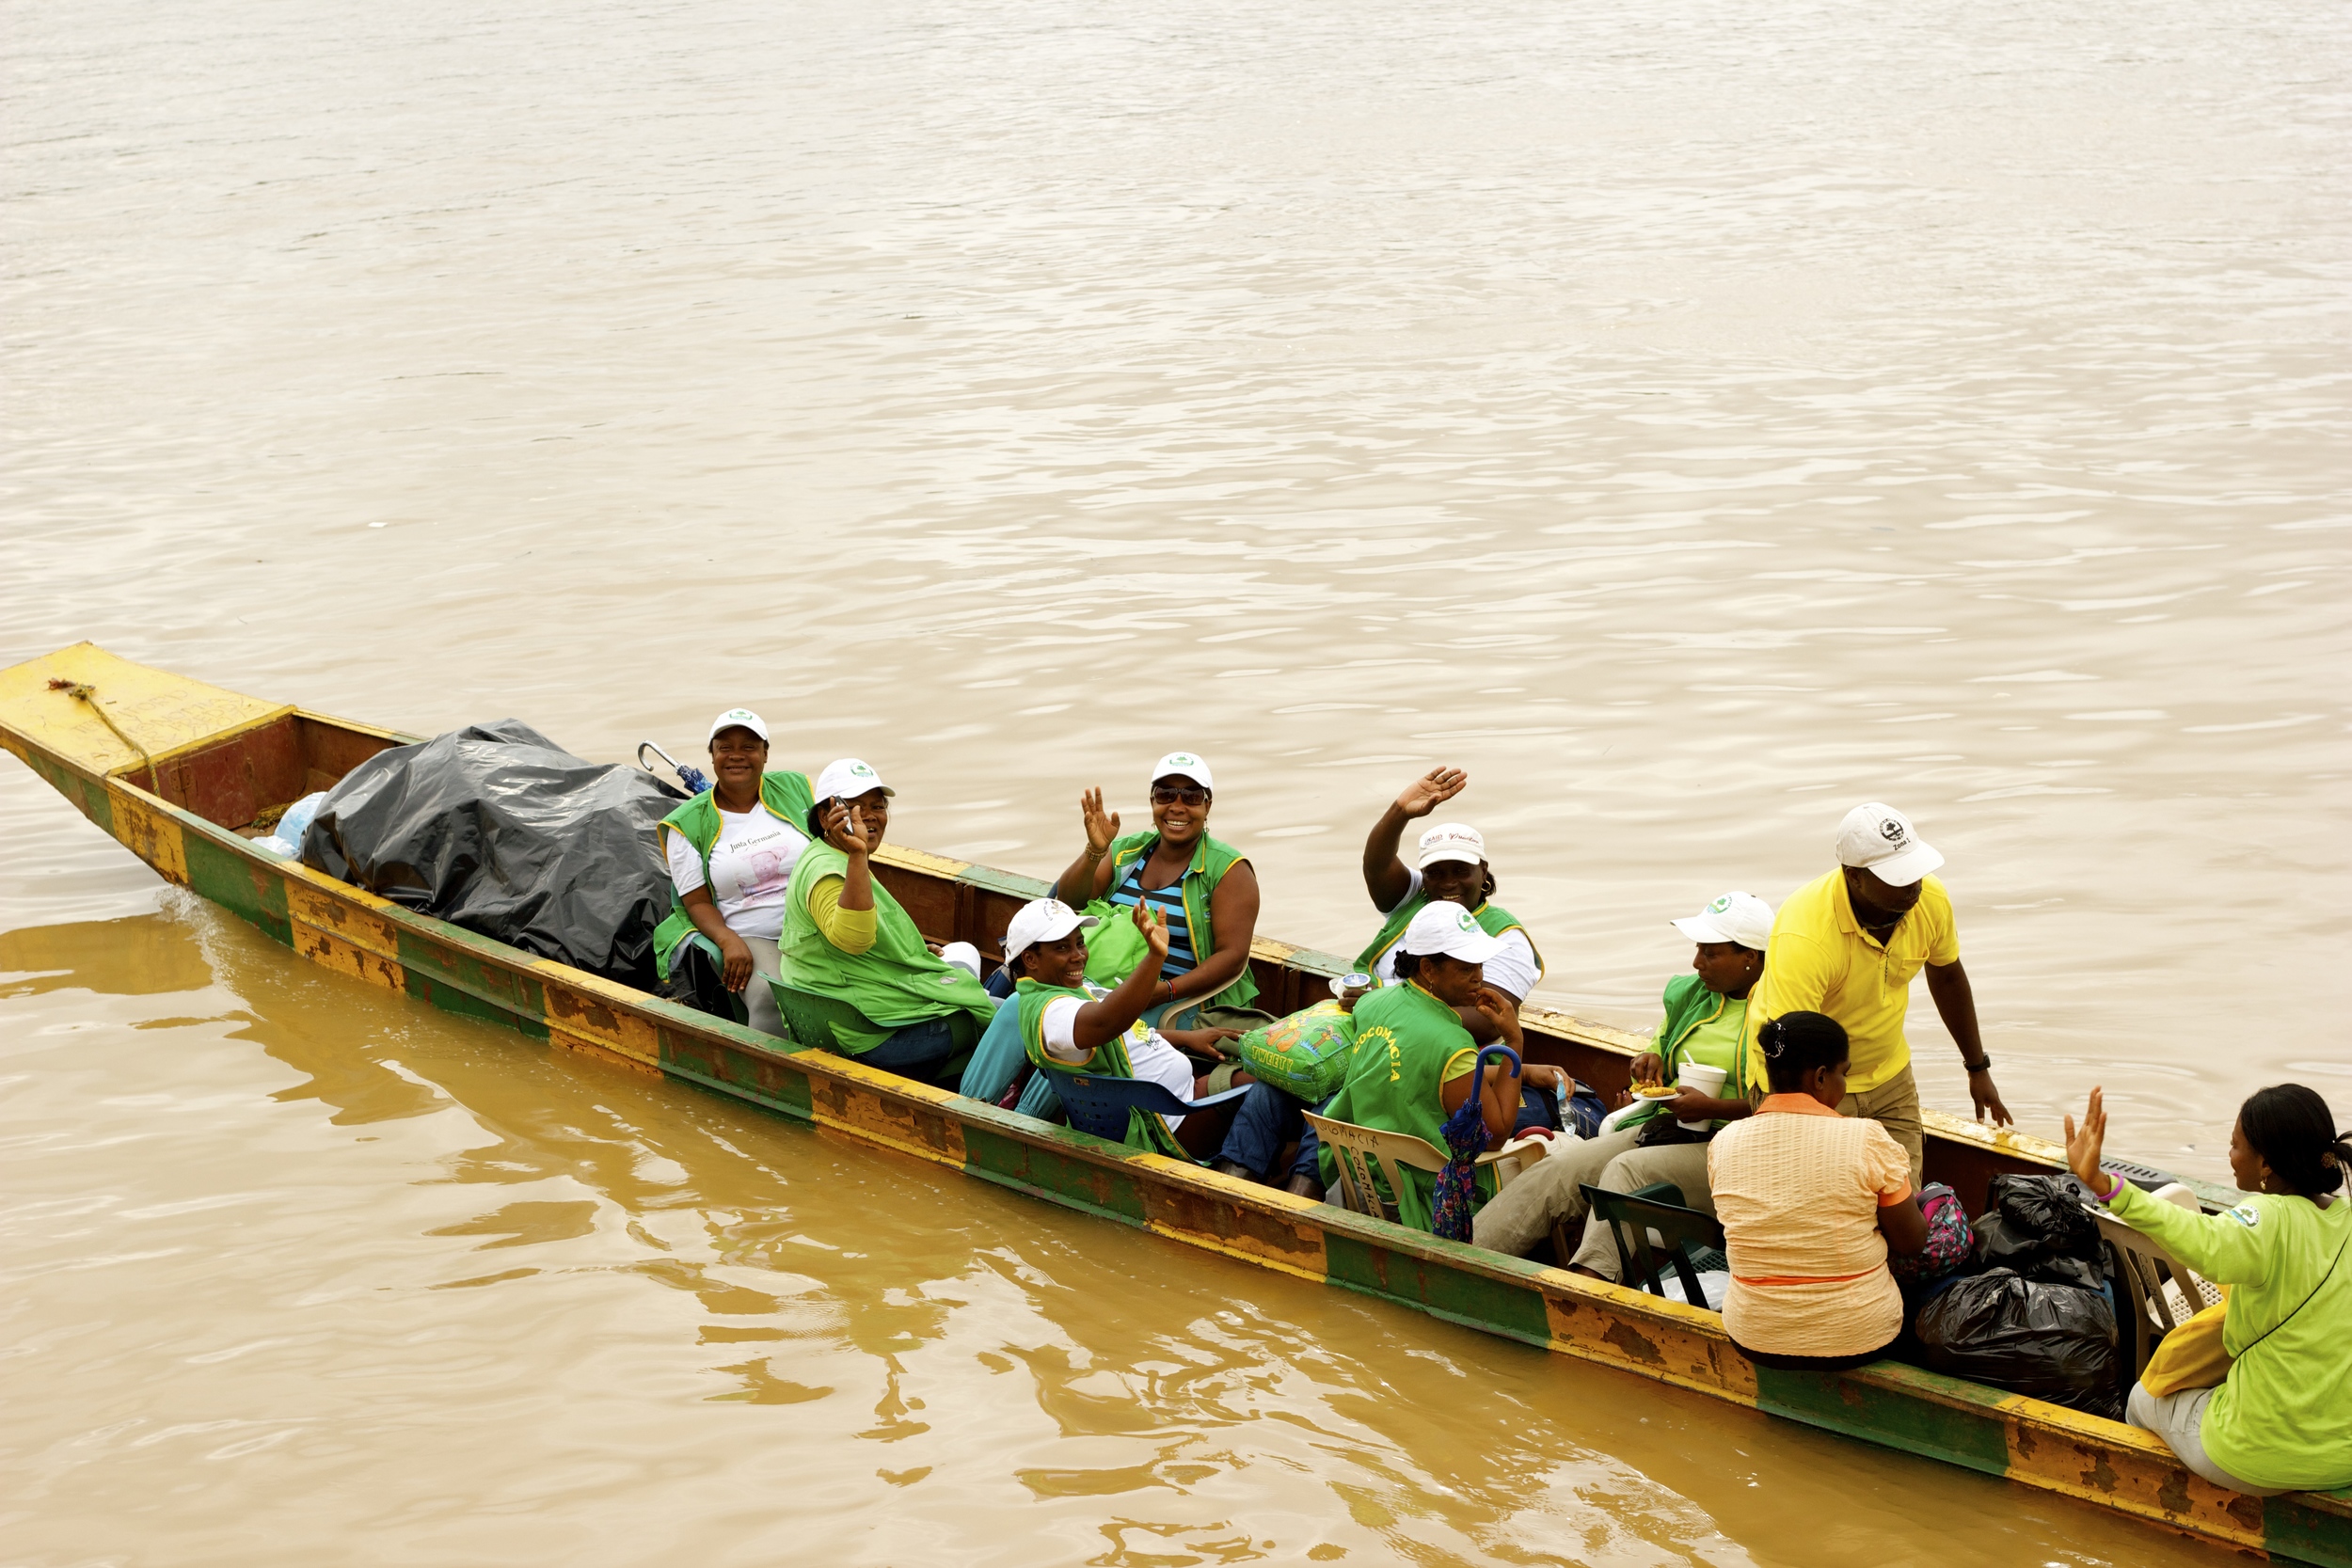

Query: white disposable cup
[{"left": 1675, "top": 1062, "right": 1728, "bottom": 1130}]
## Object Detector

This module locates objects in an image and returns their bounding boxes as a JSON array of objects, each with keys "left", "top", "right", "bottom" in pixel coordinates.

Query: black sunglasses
[{"left": 1150, "top": 784, "right": 1209, "bottom": 806}]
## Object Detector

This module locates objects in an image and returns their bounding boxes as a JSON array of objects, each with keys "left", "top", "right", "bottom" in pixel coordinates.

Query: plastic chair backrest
[
  {"left": 1582, "top": 1183, "right": 1726, "bottom": 1302},
  {"left": 1304, "top": 1111, "right": 1444, "bottom": 1223},
  {"left": 1037, "top": 1065, "right": 1249, "bottom": 1147},
  {"left": 2096, "top": 1208, "right": 2220, "bottom": 1377},
  {"left": 767, "top": 980, "right": 881, "bottom": 1053},
  {"left": 1305, "top": 1112, "right": 1543, "bottom": 1221}
]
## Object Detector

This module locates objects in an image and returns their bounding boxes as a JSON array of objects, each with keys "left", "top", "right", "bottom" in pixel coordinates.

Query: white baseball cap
[
  {"left": 1418, "top": 822, "right": 1486, "bottom": 869},
  {"left": 816, "top": 757, "right": 894, "bottom": 801},
  {"left": 1152, "top": 752, "right": 1214, "bottom": 791},
  {"left": 1400, "top": 900, "right": 1503, "bottom": 964},
  {"left": 1672, "top": 891, "right": 1775, "bottom": 952},
  {"left": 1836, "top": 801, "right": 1944, "bottom": 887},
  {"left": 1002, "top": 897, "right": 1098, "bottom": 964},
  {"left": 707, "top": 708, "right": 769, "bottom": 744}
]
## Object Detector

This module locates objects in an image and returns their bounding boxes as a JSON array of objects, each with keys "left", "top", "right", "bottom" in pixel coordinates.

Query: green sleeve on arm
[
  {"left": 805, "top": 874, "right": 878, "bottom": 955},
  {"left": 2109, "top": 1182, "right": 2276, "bottom": 1287}
]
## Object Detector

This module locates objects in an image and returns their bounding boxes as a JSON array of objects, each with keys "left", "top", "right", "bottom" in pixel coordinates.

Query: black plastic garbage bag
[
  {"left": 1973, "top": 1173, "right": 2108, "bottom": 1288},
  {"left": 1914, "top": 1267, "right": 2122, "bottom": 1418},
  {"left": 302, "top": 720, "right": 682, "bottom": 989}
]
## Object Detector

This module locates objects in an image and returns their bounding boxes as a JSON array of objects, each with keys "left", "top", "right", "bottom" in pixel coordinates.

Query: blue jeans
[
  {"left": 858, "top": 1016, "right": 959, "bottom": 1085},
  {"left": 1218, "top": 1082, "right": 1329, "bottom": 1181}
]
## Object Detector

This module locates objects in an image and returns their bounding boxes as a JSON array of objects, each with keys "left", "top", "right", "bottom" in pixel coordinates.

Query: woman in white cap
[
  {"left": 1356, "top": 768, "right": 1543, "bottom": 1005},
  {"left": 1318, "top": 902, "right": 1553, "bottom": 1232},
  {"left": 1053, "top": 751, "right": 1262, "bottom": 1028},
  {"left": 1470, "top": 891, "right": 1772, "bottom": 1271},
  {"left": 773, "top": 758, "right": 994, "bottom": 1083},
  {"left": 996, "top": 896, "right": 1242, "bottom": 1155},
  {"left": 649, "top": 708, "right": 816, "bottom": 1037}
]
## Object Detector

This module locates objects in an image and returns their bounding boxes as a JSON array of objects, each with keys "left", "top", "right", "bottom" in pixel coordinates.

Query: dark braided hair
[
  {"left": 2239, "top": 1085, "right": 2350, "bottom": 1198},
  {"left": 1759, "top": 1010, "right": 1850, "bottom": 1093}
]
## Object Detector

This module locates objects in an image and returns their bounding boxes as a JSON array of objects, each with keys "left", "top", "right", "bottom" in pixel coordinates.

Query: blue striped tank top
[{"left": 1107, "top": 862, "right": 1196, "bottom": 975}]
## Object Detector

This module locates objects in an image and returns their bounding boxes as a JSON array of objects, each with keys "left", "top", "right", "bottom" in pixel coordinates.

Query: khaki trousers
[
  {"left": 1839, "top": 1062, "right": 1924, "bottom": 1190},
  {"left": 1470, "top": 1127, "right": 1714, "bottom": 1281}
]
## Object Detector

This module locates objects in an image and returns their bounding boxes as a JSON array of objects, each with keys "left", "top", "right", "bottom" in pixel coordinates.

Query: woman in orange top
[{"left": 1708, "top": 1011, "right": 1930, "bottom": 1370}]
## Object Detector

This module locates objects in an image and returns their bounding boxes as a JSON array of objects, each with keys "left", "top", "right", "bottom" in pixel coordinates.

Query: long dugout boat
[{"left": 3, "top": 642, "right": 2344, "bottom": 1564}]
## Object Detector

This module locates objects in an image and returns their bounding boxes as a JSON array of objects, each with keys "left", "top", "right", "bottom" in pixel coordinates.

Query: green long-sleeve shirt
[{"left": 2109, "top": 1180, "right": 2352, "bottom": 1493}]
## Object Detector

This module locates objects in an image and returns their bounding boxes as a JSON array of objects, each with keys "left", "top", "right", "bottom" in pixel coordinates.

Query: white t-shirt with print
[
  {"left": 664, "top": 807, "right": 812, "bottom": 942},
  {"left": 1372, "top": 867, "right": 1542, "bottom": 1000},
  {"left": 1039, "top": 986, "right": 1195, "bottom": 1129}
]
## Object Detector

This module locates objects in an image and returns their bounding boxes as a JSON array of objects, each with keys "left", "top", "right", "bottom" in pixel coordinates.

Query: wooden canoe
[{"left": 3, "top": 641, "right": 2344, "bottom": 1564}]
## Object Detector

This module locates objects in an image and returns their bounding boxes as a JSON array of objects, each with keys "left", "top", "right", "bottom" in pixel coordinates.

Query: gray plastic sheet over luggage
[{"left": 301, "top": 720, "right": 683, "bottom": 988}]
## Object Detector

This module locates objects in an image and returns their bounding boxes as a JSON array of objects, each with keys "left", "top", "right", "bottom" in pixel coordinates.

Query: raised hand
[
  {"left": 1081, "top": 787, "right": 1121, "bottom": 858},
  {"left": 1394, "top": 766, "right": 1469, "bottom": 819},
  {"left": 2062, "top": 1087, "right": 2108, "bottom": 1190},
  {"left": 1133, "top": 901, "right": 1170, "bottom": 961},
  {"left": 823, "top": 800, "right": 872, "bottom": 857}
]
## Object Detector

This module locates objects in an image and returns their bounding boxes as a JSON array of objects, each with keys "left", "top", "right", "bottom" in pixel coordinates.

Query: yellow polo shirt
[{"left": 1742, "top": 869, "right": 1960, "bottom": 1095}]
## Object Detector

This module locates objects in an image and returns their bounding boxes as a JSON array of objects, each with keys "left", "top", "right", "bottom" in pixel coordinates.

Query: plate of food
[{"left": 1632, "top": 1084, "right": 1679, "bottom": 1099}]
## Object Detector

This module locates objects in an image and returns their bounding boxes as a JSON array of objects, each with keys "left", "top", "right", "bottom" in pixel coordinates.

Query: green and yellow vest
[
  {"left": 1318, "top": 980, "right": 1498, "bottom": 1232},
  {"left": 776, "top": 842, "right": 993, "bottom": 1054},
  {"left": 1015, "top": 977, "right": 1191, "bottom": 1161},
  {"left": 1080, "top": 830, "right": 1258, "bottom": 1009},
  {"left": 650, "top": 769, "right": 816, "bottom": 980}
]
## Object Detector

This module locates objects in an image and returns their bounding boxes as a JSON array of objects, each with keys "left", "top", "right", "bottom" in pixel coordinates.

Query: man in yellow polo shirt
[{"left": 1743, "top": 802, "right": 2012, "bottom": 1184}]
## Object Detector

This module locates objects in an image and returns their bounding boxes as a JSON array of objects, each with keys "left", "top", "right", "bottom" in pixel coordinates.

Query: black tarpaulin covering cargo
[{"left": 301, "top": 720, "right": 682, "bottom": 988}]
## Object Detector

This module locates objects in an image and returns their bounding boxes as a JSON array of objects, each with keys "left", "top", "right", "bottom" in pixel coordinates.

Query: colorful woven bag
[{"left": 1234, "top": 1000, "right": 1358, "bottom": 1101}]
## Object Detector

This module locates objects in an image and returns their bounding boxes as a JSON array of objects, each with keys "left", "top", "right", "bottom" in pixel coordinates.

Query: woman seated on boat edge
[
  {"left": 1052, "top": 752, "right": 1265, "bottom": 1034},
  {"left": 773, "top": 757, "right": 995, "bottom": 1085},
  {"left": 1209, "top": 769, "right": 1573, "bottom": 1199},
  {"left": 1472, "top": 891, "right": 1771, "bottom": 1275},
  {"left": 996, "top": 895, "right": 1248, "bottom": 1158},
  {"left": 651, "top": 707, "right": 816, "bottom": 1037},
  {"left": 1315, "top": 902, "right": 1568, "bottom": 1232},
  {"left": 2066, "top": 1083, "right": 2352, "bottom": 1498},
  {"left": 1708, "top": 1011, "right": 1929, "bottom": 1370}
]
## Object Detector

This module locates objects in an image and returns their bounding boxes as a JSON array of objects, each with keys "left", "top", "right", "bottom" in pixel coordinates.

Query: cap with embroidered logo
[
  {"left": 1001, "top": 897, "right": 1099, "bottom": 964},
  {"left": 816, "top": 757, "right": 895, "bottom": 801},
  {"left": 707, "top": 708, "right": 769, "bottom": 744},
  {"left": 1152, "top": 752, "right": 1214, "bottom": 791},
  {"left": 1835, "top": 801, "right": 1944, "bottom": 887},
  {"left": 1400, "top": 900, "right": 1502, "bottom": 964},
  {"left": 1417, "top": 822, "right": 1486, "bottom": 869},
  {"left": 1671, "top": 891, "right": 1774, "bottom": 951}
]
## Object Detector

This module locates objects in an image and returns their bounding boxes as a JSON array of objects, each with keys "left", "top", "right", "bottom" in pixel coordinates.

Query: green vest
[
  {"left": 1319, "top": 980, "right": 1497, "bottom": 1232},
  {"left": 1015, "top": 978, "right": 1191, "bottom": 1161},
  {"left": 776, "top": 842, "right": 993, "bottom": 1054},
  {"left": 1080, "top": 830, "right": 1258, "bottom": 1009},
  {"left": 1617, "top": 971, "right": 1748, "bottom": 1132},
  {"left": 650, "top": 770, "right": 817, "bottom": 980},
  {"left": 1355, "top": 893, "right": 1542, "bottom": 985}
]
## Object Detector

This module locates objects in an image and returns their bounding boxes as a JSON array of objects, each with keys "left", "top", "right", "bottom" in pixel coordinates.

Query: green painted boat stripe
[
  {"left": 394, "top": 927, "right": 544, "bottom": 1018},
  {"left": 1754, "top": 1362, "right": 2011, "bottom": 1476},
  {"left": 1322, "top": 1232, "right": 1552, "bottom": 1347},
  {"left": 2267, "top": 1491, "right": 2352, "bottom": 1568},
  {"left": 183, "top": 831, "right": 292, "bottom": 946},
  {"left": 961, "top": 1124, "right": 1150, "bottom": 1224},
  {"left": 402, "top": 969, "right": 550, "bottom": 1038},
  {"left": 661, "top": 1047, "right": 814, "bottom": 1121}
]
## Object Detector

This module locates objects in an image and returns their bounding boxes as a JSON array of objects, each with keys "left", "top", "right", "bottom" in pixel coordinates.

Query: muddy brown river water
[{"left": 4, "top": 0, "right": 2346, "bottom": 1561}]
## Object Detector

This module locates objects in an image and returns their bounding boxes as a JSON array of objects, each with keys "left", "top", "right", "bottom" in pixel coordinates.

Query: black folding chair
[{"left": 1582, "top": 1181, "right": 1728, "bottom": 1303}]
